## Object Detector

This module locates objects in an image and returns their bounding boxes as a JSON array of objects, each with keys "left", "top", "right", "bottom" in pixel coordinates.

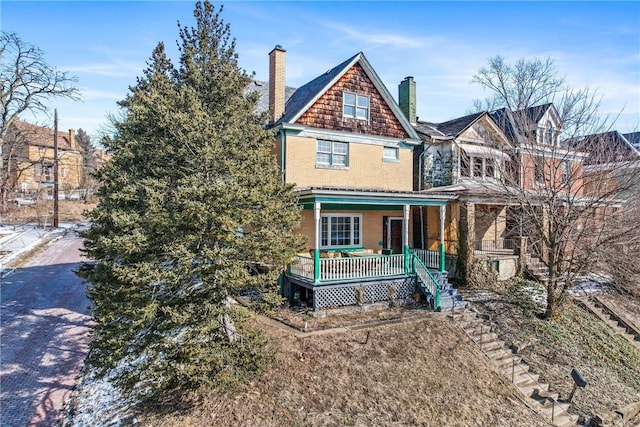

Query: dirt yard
[
  {"left": 141, "top": 313, "right": 548, "bottom": 427},
  {"left": 462, "top": 282, "right": 640, "bottom": 423},
  {"left": 1, "top": 200, "right": 96, "bottom": 224}
]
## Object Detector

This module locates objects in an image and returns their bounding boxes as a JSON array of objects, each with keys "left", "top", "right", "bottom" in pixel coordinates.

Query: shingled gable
[{"left": 274, "top": 52, "right": 420, "bottom": 143}]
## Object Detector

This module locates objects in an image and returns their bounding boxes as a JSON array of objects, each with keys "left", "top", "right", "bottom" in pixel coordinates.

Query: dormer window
[
  {"left": 544, "top": 121, "right": 554, "bottom": 145},
  {"left": 343, "top": 92, "right": 369, "bottom": 120}
]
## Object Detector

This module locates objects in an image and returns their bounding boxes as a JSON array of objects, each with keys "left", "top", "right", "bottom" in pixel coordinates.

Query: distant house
[
  {"left": 261, "top": 46, "right": 461, "bottom": 312},
  {"left": 2, "top": 120, "right": 84, "bottom": 198},
  {"left": 571, "top": 130, "right": 640, "bottom": 198}
]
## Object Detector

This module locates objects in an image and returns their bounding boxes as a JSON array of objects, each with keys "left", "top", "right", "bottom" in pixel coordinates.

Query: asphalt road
[{"left": 0, "top": 231, "right": 93, "bottom": 427}]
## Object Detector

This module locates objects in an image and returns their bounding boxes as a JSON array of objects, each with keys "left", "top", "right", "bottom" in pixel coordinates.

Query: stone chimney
[
  {"left": 398, "top": 76, "right": 416, "bottom": 125},
  {"left": 68, "top": 129, "right": 76, "bottom": 150},
  {"left": 269, "top": 45, "right": 286, "bottom": 124}
]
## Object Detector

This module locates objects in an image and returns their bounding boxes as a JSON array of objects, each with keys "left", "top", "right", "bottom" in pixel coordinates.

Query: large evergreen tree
[{"left": 79, "top": 1, "right": 303, "bottom": 398}]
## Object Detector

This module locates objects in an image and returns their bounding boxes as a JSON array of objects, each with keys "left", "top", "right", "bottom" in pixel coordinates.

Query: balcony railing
[
  {"left": 289, "top": 249, "right": 442, "bottom": 283},
  {"left": 474, "top": 239, "right": 515, "bottom": 254}
]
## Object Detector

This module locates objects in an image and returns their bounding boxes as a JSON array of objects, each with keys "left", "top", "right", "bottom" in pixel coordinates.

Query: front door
[{"left": 388, "top": 218, "right": 403, "bottom": 254}]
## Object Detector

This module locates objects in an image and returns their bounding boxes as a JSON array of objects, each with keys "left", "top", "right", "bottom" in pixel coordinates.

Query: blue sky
[{"left": 2, "top": 1, "right": 639, "bottom": 139}]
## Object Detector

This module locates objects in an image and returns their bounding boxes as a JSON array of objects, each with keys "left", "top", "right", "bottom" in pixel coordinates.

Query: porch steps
[
  {"left": 453, "top": 308, "right": 577, "bottom": 427},
  {"left": 526, "top": 254, "right": 550, "bottom": 283},
  {"left": 574, "top": 295, "right": 640, "bottom": 350},
  {"left": 418, "top": 270, "right": 467, "bottom": 311}
]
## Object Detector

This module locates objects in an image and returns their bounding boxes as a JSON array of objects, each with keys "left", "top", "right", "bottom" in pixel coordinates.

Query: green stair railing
[{"left": 412, "top": 253, "right": 440, "bottom": 311}]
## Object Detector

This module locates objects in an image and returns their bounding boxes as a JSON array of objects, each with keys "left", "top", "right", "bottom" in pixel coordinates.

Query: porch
[
  {"left": 285, "top": 249, "right": 463, "bottom": 312},
  {"left": 289, "top": 248, "right": 443, "bottom": 283},
  {"left": 286, "top": 188, "right": 460, "bottom": 312}
]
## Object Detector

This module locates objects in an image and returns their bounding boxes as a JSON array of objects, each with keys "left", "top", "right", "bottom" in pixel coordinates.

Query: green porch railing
[{"left": 412, "top": 253, "right": 441, "bottom": 310}]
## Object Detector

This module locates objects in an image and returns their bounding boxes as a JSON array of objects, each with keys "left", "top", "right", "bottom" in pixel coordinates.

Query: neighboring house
[
  {"left": 572, "top": 130, "right": 640, "bottom": 198},
  {"left": 622, "top": 132, "right": 640, "bottom": 152},
  {"left": 263, "top": 46, "right": 460, "bottom": 312},
  {"left": 2, "top": 120, "right": 84, "bottom": 199},
  {"left": 402, "top": 80, "right": 589, "bottom": 282}
]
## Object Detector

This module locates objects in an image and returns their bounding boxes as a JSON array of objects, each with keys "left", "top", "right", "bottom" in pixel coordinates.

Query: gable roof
[
  {"left": 623, "top": 132, "right": 640, "bottom": 149},
  {"left": 274, "top": 52, "right": 420, "bottom": 141},
  {"left": 9, "top": 120, "right": 76, "bottom": 151},
  {"left": 432, "top": 111, "right": 485, "bottom": 137},
  {"left": 415, "top": 111, "right": 511, "bottom": 149},
  {"left": 490, "top": 103, "right": 560, "bottom": 145},
  {"left": 245, "top": 80, "right": 297, "bottom": 115},
  {"left": 571, "top": 130, "right": 640, "bottom": 165}
]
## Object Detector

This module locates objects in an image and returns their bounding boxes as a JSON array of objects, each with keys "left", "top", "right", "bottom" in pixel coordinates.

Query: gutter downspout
[
  {"left": 280, "top": 128, "right": 286, "bottom": 183},
  {"left": 419, "top": 150, "right": 425, "bottom": 249}
]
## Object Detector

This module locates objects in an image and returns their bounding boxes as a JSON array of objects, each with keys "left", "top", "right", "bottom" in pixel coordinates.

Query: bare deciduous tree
[
  {"left": 472, "top": 56, "right": 640, "bottom": 318},
  {"left": 1, "top": 31, "right": 79, "bottom": 209}
]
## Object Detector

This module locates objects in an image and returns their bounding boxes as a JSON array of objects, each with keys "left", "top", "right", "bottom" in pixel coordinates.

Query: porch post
[
  {"left": 439, "top": 204, "right": 446, "bottom": 273},
  {"left": 314, "top": 201, "right": 321, "bottom": 283},
  {"left": 403, "top": 204, "right": 410, "bottom": 274}
]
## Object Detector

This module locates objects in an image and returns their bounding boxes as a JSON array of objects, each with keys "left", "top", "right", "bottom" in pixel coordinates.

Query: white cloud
[
  {"left": 323, "top": 22, "right": 424, "bottom": 49},
  {"left": 80, "top": 88, "right": 124, "bottom": 101},
  {"left": 65, "top": 61, "right": 142, "bottom": 78}
]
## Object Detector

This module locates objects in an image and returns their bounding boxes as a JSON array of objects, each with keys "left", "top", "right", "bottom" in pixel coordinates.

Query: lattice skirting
[{"left": 312, "top": 277, "right": 416, "bottom": 311}]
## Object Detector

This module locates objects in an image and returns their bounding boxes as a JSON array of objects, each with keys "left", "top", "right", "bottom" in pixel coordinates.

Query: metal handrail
[{"left": 412, "top": 253, "right": 440, "bottom": 310}]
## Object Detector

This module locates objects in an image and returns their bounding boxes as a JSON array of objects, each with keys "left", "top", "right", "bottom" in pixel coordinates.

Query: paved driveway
[{"left": 1, "top": 232, "right": 93, "bottom": 427}]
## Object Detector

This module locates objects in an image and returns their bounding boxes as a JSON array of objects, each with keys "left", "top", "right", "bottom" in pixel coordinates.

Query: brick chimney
[
  {"left": 269, "top": 45, "right": 286, "bottom": 124},
  {"left": 398, "top": 76, "right": 416, "bottom": 125},
  {"left": 68, "top": 129, "right": 76, "bottom": 150}
]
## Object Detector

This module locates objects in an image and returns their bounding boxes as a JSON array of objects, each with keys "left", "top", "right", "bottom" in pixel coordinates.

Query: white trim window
[
  {"left": 383, "top": 146, "right": 399, "bottom": 161},
  {"left": 317, "top": 140, "right": 348, "bottom": 167},
  {"left": 321, "top": 214, "right": 362, "bottom": 248},
  {"left": 343, "top": 92, "right": 369, "bottom": 120},
  {"left": 562, "top": 160, "right": 571, "bottom": 185},
  {"left": 544, "top": 121, "right": 555, "bottom": 145}
]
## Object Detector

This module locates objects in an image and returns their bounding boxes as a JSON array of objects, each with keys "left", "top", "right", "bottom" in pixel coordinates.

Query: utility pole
[{"left": 53, "top": 109, "right": 59, "bottom": 228}]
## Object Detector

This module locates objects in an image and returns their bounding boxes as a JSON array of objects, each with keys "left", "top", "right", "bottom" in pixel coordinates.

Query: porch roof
[{"left": 296, "top": 187, "right": 455, "bottom": 209}]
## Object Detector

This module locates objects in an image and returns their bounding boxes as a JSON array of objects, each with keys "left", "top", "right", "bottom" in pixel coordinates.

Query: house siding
[
  {"left": 283, "top": 135, "right": 413, "bottom": 191},
  {"left": 20, "top": 145, "right": 83, "bottom": 191},
  {"left": 297, "top": 63, "right": 408, "bottom": 139}
]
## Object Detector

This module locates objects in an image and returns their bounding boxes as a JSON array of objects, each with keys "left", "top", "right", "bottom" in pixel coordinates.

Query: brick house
[
  {"left": 402, "top": 78, "right": 589, "bottom": 282},
  {"left": 2, "top": 121, "right": 84, "bottom": 199},
  {"left": 263, "top": 47, "right": 462, "bottom": 311}
]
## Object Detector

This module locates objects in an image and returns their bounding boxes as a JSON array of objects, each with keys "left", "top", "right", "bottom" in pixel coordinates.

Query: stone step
[
  {"left": 493, "top": 355, "right": 522, "bottom": 370},
  {"left": 513, "top": 372, "right": 540, "bottom": 388},
  {"left": 484, "top": 347, "right": 513, "bottom": 361},
  {"left": 464, "top": 324, "right": 492, "bottom": 336},
  {"left": 531, "top": 388, "right": 561, "bottom": 404},
  {"left": 539, "top": 400, "right": 571, "bottom": 415},
  {"left": 519, "top": 383, "right": 549, "bottom": 399},
  {"left": 481, "top": 339, "right": 505, "bottom": 352},
  {"left": 502, "top": 362, "right": 529, "bottom": 377},
  {"left": 471, "top": 331, "right": 499, "bottom": 345},
  {"left": 549, "top": 413, "right": 575, "bottom": 427},
  {"left": 458, "top": 318, "right": 482, "bottom": 329}
]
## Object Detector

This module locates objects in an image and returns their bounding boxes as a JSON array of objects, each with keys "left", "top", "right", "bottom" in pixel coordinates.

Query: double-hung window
[
  {"left": 317, "top": 140, "right": 348, "bottom": 167},
  {"left": 562, "top": 160, "right": 571, "bottom": 185},
  {"left": 343, "top": 92, "right": 369, "bottom": 120},
  {"left": 321, "top": 214, "right": 362, "bottom": 248}
]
